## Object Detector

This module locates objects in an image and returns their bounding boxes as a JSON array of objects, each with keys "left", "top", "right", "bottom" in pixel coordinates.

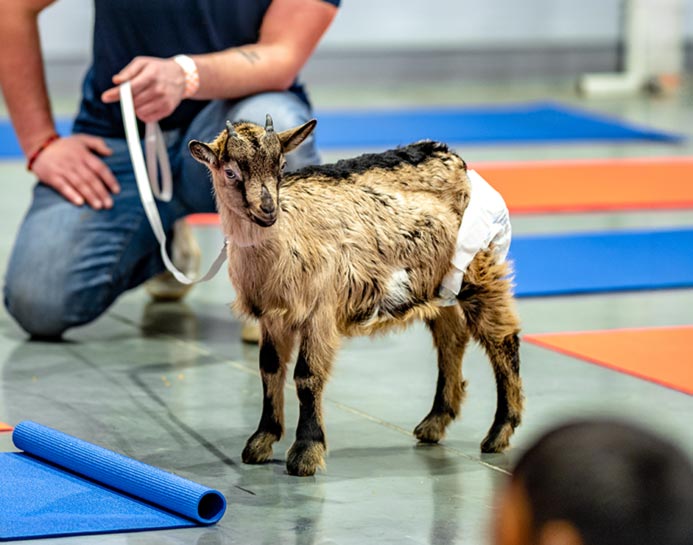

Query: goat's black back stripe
[{"left": 286, "top": 140, "right": 460, "bottom": 183}]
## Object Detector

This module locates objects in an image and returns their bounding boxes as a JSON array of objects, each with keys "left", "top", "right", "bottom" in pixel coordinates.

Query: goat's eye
[
  {"left": 280, "top": 161, "right": 287, "bottom": 172},
  {"left": 224, "top": 168, "right": 241, "bottom": 183}
]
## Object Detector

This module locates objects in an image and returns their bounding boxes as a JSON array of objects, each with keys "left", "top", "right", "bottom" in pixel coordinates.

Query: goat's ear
[
  {"left": 188, "top": 140, "right": 218, "bottom": 168},
  {"left": 277, "top": 119, "right": 317, "bottom": 154}
]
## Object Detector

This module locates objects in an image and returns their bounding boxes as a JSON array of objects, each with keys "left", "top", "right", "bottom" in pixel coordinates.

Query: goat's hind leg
[
  {"left": 415, "top": 305, "right": 470, "bottom": 443},
  {"left": 242, "top": 321, "right": 295, "bottom": 464},
  {"left": 481, "top": 333, "right": 523, "bottom": 453},
  {"left": 459, "top": 275, "right": 523, "bottom": 453},
  {"left": 478, "top": 331, "right": 522, "bottom": 453}
]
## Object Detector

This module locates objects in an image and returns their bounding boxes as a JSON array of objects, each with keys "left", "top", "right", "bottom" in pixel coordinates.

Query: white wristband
[{"left": 173, "top": 54, "right": 200, "bottom": 99}]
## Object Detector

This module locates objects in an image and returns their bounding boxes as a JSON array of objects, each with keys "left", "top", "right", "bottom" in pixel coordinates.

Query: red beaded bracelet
[{"left": 26, "top": 133, "right": 60, "bottom": 172}]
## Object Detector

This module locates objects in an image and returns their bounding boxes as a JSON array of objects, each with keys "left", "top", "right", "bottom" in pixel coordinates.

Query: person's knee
[
  {"left": 3, "top": 181, "right": 143, "bottom": 338},
  {"left": 4, "top": 274, "right": 70, "bottom": 339},
  {"left": 4, "top": 267, "right": 111, "bottom": 339}
]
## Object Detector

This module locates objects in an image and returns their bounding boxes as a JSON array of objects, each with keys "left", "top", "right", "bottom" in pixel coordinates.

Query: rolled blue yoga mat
[{"left": 1, "top": 421, "right": 226, "bottom": 541}]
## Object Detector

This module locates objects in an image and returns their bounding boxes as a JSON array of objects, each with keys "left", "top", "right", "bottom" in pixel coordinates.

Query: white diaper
[{"left": 437, "top": 169, "right": 511, "bottom": 305}]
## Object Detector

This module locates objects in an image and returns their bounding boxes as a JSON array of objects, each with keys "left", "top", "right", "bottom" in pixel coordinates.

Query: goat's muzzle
[
  {"left": 250, "top": 211, "right": 277, "bottom": 227},
  {"left": 251, "top": 184, "right": 277, "bottom": 226}
]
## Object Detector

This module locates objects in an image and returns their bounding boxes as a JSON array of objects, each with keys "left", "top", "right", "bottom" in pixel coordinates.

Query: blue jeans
[{"left": 4, "top": 92, "right": 320, "bottom": 338}]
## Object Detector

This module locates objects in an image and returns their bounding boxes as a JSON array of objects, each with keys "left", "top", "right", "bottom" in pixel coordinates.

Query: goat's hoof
[
  {"left": 286, "top": 440, "right": 326, "bottom": 476},
  {"left": 413, "top": 414, "right": 450, "bottom": 443},
  {"left": 242, "top": 431, "right": 278, "bottom": 464},
  {"left": 480, "top": 423, "right": 513, "bottom": 453}
]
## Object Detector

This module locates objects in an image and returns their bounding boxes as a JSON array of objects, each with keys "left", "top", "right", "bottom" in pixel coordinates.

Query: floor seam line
[{"left": 109, "top": 310, "right": 511, "bottom": 475}]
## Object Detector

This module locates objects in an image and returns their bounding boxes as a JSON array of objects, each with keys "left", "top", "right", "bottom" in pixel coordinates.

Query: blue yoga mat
[
  {"left": 0, "top": 421, "right": 226, "bottom": 541},
  {"left": 314, "top": 102, "right": 683, "bottom": 149},
  {"left": 0, "top": 101, "right": 682, "bottom": 158},
  {"left": 510, "top": 228, "right": 693, "bottom": 297},
  {"left": 0, "top": 119, "right": 73, "bottom": 159}
]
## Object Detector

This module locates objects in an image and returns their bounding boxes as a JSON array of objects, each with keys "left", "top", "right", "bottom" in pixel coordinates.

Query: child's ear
[
  {"left": 188, "top": 140, "right": 219, "bottom": 168},
  {"left": 277, "top": 119, "right": 317, "bottom": 154}
]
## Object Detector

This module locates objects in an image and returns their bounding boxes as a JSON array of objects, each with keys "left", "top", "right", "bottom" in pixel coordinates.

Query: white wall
[
  {"left": 38, "top": 0, "right": 693, "bottom": 59},
  {"left": 38, "top": 0, "right": 92, "bottom": 60},
  {"left": 323, "top": 0, "right": 622, "bottom": 49}
]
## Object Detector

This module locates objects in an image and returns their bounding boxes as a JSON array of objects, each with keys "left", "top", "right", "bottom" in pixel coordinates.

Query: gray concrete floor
[{"left": 1, "top": 77, "right": 693, "bottom": 545}]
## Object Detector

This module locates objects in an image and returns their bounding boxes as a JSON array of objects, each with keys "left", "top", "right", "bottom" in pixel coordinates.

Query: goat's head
[{"left": 189, "top": 115, "right": 316, "bottom": 227}]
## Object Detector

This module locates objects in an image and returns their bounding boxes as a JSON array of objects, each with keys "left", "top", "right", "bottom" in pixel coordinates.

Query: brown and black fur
[{"left": 189, "top": 116, "right": 523, "bottom": 476}]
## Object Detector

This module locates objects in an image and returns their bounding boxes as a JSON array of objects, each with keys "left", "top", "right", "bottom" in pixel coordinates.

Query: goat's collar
[{"left": 228, "top": 236, "right": 261, "bottom": 248}]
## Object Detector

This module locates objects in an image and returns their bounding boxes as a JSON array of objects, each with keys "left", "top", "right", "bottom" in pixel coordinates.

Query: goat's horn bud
[
  {"left": 265, "top": 114, "right": 274, "bottom": 133},
  {"left": 225, "top": 120, "right": 237, "bottom": 137}
]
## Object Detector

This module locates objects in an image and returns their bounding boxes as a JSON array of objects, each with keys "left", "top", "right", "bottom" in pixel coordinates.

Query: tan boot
[
  {"left": 144, "top": 219, "right": 201, "bottom": 302},
  {"left": 241, "top": 320, "right": 261, "bottom": 344}
]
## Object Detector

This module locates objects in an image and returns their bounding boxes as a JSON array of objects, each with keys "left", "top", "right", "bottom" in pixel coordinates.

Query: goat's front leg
[
  {"left": 242, "top": 321, "right": 295, "bottom": 465},
  {"left": 287, "top": 318, "right": 339, "bottom": 476}
]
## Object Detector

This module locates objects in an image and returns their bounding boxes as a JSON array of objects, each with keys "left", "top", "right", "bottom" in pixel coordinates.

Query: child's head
[{"left": 494, "top": 420, "right": 693, "bottom": 545}]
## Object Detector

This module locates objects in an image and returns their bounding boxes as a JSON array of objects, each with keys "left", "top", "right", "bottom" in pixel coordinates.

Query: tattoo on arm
[{"left": 237, "top": 48, "right": 261, "bottom": 65}]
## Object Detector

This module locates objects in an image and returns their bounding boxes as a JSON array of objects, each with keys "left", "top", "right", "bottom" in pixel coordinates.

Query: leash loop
[{"left": 119, "top": 81, "right": 227, "bottom": 285}]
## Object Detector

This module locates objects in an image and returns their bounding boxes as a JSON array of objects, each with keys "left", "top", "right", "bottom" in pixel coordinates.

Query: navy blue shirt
[{"left": 73, "top": 0, "right": 340, "bottom": 138}]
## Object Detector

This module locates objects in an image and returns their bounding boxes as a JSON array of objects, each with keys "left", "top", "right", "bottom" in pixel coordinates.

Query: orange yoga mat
[
  {"left": 474, "top": 157, "right": 693, "bottom": 214},
  {"left": 0, "top": 422, "right": 13, "bottom": 433},
  {"left": 186, "top": 157, "right": 693, "bottom": 225},
  {"left": 187, "top": 213, "right": 220, "bottom": 226},
  {"left": 525, "top": 326, "right": 693, "bottom": 395}
]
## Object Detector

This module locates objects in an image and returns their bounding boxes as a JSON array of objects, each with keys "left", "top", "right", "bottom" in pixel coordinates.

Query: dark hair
[{"left": 512, "top": 420, "right": 693, "bottom": 545}]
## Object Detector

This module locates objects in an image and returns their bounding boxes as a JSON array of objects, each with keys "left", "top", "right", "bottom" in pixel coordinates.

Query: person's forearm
[
  {"left": 190, "top": 43, "right": 299, "bottom": 101},
  {"left": 190, "top": 0, "right": 337, "bottom": 101},
  {"left": 0, "top": 2, "right": 56, "bottom": 158}
]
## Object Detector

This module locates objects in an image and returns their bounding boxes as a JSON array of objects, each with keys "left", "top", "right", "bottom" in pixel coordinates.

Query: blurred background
[{"left": 23, "top": 0, "right": 693, "bottom": 102}]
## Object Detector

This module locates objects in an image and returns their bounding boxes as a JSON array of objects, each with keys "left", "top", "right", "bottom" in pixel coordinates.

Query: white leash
[{"left": 119, "top": 81, "right": 227, "bottom": 285}]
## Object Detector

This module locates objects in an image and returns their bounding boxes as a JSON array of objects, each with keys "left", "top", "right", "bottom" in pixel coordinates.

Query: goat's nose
[{"left": 260, "top": 185, "right": 275, "bottom": 214}]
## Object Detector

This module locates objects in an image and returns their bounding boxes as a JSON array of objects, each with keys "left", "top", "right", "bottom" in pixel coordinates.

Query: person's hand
[
  {"left": 31, "top": 134, "right": 120, "bottom": 209},
  {"left": 101, "top": 56, "right": 186, "bottom": 123}
]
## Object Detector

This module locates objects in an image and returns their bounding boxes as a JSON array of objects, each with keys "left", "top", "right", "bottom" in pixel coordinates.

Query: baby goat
[{"left": 189, "top": 116, "right": 523, "bottom": 476}]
